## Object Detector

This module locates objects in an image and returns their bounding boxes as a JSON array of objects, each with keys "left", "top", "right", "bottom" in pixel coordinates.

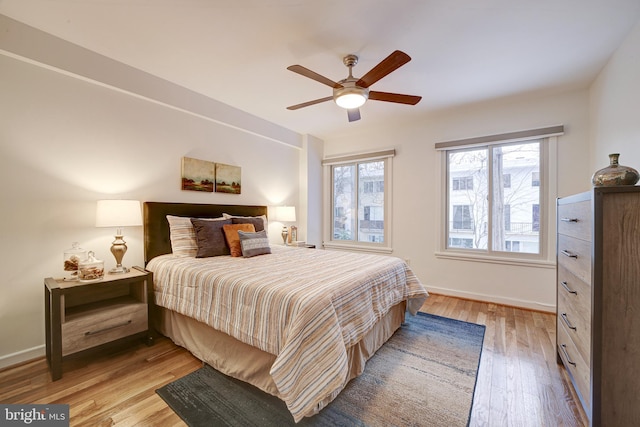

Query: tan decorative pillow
[
  {"left": 222, "top": 223, "right": 256, "bottom": 257},
  {"left": 167, "top": 215, "right": 224, "bottom": 257}
]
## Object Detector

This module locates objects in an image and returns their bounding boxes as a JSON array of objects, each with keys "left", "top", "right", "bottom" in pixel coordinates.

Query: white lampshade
[
  {"left": 271, "top": 206, "right": 296, "bottom": 222},
  {"left": 95, "top": 200, "right": 143, "bottom": 227}
]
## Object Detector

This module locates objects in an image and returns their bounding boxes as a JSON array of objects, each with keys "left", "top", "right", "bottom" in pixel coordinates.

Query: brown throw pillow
[
  {"left": 190, "top": 218, "right": 232, "bottom": 257},
  {"left": 222, "top": 223, "right": 256, "bottom": 257},
  {"left": 231, "top": 216, "right": 265, "bottom": 232}
]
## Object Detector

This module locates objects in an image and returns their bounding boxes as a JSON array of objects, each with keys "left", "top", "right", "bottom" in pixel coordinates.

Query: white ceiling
[{"left": 2, "top": 0, "right": 640, "bottom": 140}]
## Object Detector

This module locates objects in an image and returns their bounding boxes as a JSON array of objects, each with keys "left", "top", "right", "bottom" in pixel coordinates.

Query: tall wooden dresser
[{"left": 557, "top": 186, "right": 640, "bottom": 426}]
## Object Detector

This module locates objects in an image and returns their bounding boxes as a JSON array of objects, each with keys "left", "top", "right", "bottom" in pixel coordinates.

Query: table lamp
[
  {"left": 271, "top": 206, "right": 296, "bottom": 245},
  {"left": 95, "top": 199, "right": 143, "bottom": 274}
]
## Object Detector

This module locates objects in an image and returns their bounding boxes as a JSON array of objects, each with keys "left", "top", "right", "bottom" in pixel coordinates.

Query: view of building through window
[
  {"left": 447, "top": 140, "right": 541, "bottom": 254},
  {"left": 332, "top": 160, "right": 385, "bottom": 243}
]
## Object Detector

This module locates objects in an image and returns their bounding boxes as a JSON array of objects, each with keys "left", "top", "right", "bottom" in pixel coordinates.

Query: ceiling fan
[{"left": 286, "top": 50, "right": 422, "bottom": 122}]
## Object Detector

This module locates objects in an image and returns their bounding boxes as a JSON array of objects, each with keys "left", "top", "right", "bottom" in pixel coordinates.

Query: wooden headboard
[{"left": 143, "top": 202, "right": 268, "bottom": 264}]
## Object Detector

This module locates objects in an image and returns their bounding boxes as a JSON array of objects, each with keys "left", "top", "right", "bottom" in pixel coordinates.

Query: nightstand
[{"left": 44, "top": 266, "right": 152, "bottom": 381}]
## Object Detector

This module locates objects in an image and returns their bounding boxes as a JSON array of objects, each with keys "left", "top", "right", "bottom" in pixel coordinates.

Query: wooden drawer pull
[
  {"left": 560, "top": 217, "right": 579, "bottom": 223},
  {"left": 561, "top": 250, "right": 578, "bottom": 259},
  {"left": 559, "top": 344, "right": 577, "bottom": 367},
  {"left": 561, "top": 313, "right": 577, "bottom": 331},
  {"left": 560, "top": 281, "right": 578, "bottom": 295},
  {"left": 85, "top": 320, "right": 132, "bottom": 336}
]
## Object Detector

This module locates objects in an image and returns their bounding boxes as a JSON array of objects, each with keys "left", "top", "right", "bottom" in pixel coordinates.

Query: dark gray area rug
[{"left": 156, "top": 312, "right": 485, "bottom": 426}]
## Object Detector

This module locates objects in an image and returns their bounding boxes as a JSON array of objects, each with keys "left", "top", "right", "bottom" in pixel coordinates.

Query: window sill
[
  {"left": 323, "top": 242, "right": 393, "bottom": 254},
  {"left": 434, "top": 251, "right": 555, "bottom": 269}
]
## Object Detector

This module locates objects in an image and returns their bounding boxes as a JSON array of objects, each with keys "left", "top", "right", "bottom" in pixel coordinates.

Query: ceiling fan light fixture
[
  {"left": 333, "top": 84, "right": 369, "bottom": 109},
  {"left": 286, "top": 50, "right": 419, "bottom": 121}
]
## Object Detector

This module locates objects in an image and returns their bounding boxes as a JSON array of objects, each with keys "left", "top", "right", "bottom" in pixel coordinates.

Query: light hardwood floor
[{"left": 0, "top": 294, "right": 587, "bottom": 426}]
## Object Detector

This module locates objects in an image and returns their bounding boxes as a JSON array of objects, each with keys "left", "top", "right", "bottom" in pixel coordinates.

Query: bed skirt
[{"left": 156, "top": 301, "right": 407, "bottom": 417}]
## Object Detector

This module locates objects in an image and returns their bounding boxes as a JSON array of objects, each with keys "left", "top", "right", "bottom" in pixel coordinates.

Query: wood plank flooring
[
  {"left": 422, "top": 294, "right": 587, "bottom": 427},
  {"left": 0, "top": 294, "right": 587, "bottom": 426}
]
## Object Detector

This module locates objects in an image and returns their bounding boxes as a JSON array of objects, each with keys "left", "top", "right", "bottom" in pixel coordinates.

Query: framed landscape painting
[
  {"left": 215, "top": 163, "right": 241, "bottom": 194},
  {"left": 181, "top": 157, "right": 215, "bottom": 192}
]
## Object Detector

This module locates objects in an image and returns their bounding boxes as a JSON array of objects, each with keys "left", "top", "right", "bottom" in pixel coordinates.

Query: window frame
[
  {"left": 322, "top": 149, "right": 394, "bottom": 253},
  {"left": 434, "top": 126, "right": 562, "bottom": 268}
]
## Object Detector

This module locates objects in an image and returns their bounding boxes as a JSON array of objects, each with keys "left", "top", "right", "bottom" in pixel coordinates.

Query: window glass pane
[
  {"left": 358, "top": 161, "right": 384, "bottom": 243},
  {"left": 492, "top": 142, "right": 540, "bottom": 254},
  {"left": 448, "top": 149, "right": 488, "bottom": 250},
  {"left": 333, "top": 165, "right": 355, "bottom": 240}
]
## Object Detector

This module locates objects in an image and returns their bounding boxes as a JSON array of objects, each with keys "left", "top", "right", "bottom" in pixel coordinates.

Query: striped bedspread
[{"left": 147, "top": 245, "right": 428, "bottom": 422}]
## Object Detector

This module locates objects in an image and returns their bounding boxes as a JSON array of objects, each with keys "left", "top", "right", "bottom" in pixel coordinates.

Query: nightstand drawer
[
  {"left": 62, "top": 301, "right": 147, "bottom": 356},
  {"left": 557, "top": 234, "right": 591, "bottom": 285}
]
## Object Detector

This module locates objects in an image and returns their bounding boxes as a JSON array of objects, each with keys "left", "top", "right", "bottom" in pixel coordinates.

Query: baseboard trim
[
  {"left": 0, "top": 345, "right": 45, "bottom": 370},
  {"left": 427, "top": 286, "right": 555, "bottom": 313}
]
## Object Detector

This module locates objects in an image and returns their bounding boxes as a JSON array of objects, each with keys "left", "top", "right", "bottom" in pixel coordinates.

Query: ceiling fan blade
[
  {"left": 286, "top": 96, "right": 333, "bottom": 110},
  {"left": 369, "top": 91, "right": 422, "bottom": 105},
  {"left": 356, "top": 50, "right": 411, "bottom": 88},
  {"left": 347, "top": 108, "right": 361, "bottom": 122},
  {"left": 287, "top": 65, "right": 343, "bottom": 88}
]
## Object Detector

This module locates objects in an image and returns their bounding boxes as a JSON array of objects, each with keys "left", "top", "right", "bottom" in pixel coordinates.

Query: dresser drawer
[
  {"left": 557, "top": 234, "right": 592, "bottom": 285},
  {"left": 558, "top": 321, "right": 591, "bottom": 412},
  {"left": 557, "top": 268, "right": 591, "bottom": 364},
  {"left": 558, "top": 200, "right": 591, "bottom": 241},
  {"left": 62, "top": 302, "right": 147, "bottom": 356}
]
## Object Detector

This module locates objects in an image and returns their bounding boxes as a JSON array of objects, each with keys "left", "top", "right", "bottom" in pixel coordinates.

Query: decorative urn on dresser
[
  {"left": 556, "top": 186, "right": 640, "bottom": 426},
  {"left": 591, "top": 153, "right": 639, "bottom": 187}
]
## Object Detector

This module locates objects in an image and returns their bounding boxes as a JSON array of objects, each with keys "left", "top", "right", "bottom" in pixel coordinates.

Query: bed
[{"left": 143, "top": 202, "right": 429, "bottom": 422}]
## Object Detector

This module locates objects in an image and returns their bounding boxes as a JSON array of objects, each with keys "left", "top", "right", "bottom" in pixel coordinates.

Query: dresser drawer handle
[
  {"left": 561, "top": 250, "right": 578, "bottom": 259},
  {"left": 560, "top": 217, "right": 579, "bottom": 223},
  {"left": 85, "top": 320, "right": 132, "bottom": 336},
  {"left": 560, "top": 312, "right": 577, "bottom": 331},
  {"left": 559, "top": 344, "right": 577, "bottom": 367},
  {"left": 560, "top": 281, "right": 577, "bottom": 295}
]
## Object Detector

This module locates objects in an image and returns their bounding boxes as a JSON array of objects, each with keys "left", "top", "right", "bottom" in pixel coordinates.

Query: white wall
[
  {"left": 590, "top": 20, "right": 640, "bottom": 172},
  {"left": 324, "top": 89, "right": 591, "bottom": 311},
  {"left": 0, "top": 51, "right": 304, "bottom": 367}
]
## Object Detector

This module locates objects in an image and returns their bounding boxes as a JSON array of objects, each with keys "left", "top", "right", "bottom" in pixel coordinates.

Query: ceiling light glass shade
[
  {"left": 335, "top": 92, "right": 367, "bottom": 109},
  {"left": 333, "top": 84, "right": 369, "bottom": 109}
]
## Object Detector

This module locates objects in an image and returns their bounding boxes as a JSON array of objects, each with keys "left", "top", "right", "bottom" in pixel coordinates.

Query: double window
[
  {"left": 436, "top": 126, "right": 562, "bottom": 263},
  {"left": 446, "top": 140, "right": 542, "bottom": 254},
  {"left": 323, "top": 150, "right": 393, "bottom": 252}
]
